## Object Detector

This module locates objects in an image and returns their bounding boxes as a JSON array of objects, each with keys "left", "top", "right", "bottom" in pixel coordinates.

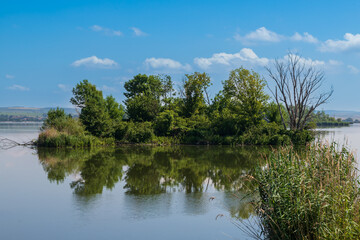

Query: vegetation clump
[
  {"left": 254, "top": 143, "right": 360, "bottom": 239},
  {"left": 37, "top": 108, "right": 113, "bottom": 147},
  {"left": 38, "top": 55, "right": 334, "bottom": 147}
]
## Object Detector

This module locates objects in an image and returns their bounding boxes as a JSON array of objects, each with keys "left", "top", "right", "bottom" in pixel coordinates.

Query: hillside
[
  {"left": 323, "top": 110, "right": 360, "bottom": 120},
  {"left": 0, "top": 107, "right": 78, "bottom": 122}
]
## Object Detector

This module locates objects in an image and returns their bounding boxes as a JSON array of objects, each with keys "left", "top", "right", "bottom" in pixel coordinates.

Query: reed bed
[{"left": 255, "top": 142, "right": 360, "bottom": 239}]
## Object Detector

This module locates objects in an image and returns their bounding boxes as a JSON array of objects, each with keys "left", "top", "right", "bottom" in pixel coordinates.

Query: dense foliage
[{"left": 38, "top": 67, "right": 316, "bottom": 147}]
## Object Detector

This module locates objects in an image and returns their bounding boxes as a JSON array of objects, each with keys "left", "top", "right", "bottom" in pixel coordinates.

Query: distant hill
[
  {"left": 0, "top": 107, "right": 78, "bottom": 122},
  {"left": 323, "top": 110, "right": 360, "bottom": 120}
]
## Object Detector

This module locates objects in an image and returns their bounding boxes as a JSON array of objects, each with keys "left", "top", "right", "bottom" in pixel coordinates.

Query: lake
[{"left": 0, "top": 123, "right": 359, "bottom": 240}]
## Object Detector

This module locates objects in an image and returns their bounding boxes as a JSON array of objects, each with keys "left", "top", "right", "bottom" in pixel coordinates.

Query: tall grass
[
  {"left": 37, "top": 128, "right": 114, "bottom": 148},
  {"left": 255, "top": 143, "right": 360, "bottom": 239}
]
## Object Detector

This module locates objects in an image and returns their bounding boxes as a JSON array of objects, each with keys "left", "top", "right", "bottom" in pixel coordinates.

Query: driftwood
[{"left": 0, "top": 137, "right": 35, "bottom": 150}]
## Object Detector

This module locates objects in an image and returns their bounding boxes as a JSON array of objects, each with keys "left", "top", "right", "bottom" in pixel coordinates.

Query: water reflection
[
  {"left": 38, "top": 146, "right": 265, "bottom": 194},
  {"left": 37, "top": 146, "right": 268, "bottom": 221}
]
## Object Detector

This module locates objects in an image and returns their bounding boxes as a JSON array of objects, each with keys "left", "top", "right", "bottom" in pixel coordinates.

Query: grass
[
  {"left": 253, "top": 142, "right": 360, "bottom": 239},
  {"left": 37, "top": 128, "right": 114, "bottom": 148}
]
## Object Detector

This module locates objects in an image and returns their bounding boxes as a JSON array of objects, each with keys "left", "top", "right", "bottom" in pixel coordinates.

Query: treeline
[
  {"left": 0, "top": 114, "right": 44, "bottom": 122},
  {"left": 38, "top": 67, "right": 315, "bottom": 147},
  {"left": 312, "top": 111, "right": 351, "bottom": 127}
]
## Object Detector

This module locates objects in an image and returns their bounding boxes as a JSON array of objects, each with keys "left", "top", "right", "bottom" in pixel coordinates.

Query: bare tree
[{"left": 266, "top": 53, "right": 333, "bottom": 130}]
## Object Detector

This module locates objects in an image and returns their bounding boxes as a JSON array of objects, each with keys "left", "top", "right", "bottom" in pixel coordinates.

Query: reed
[{"left": 255, "top": 142, "right": 360, "bottom": 239}]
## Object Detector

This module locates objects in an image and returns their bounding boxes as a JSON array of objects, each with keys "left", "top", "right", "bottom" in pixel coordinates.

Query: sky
[{"left": 2, "top": 0, "right": 360, "bottom": 110}]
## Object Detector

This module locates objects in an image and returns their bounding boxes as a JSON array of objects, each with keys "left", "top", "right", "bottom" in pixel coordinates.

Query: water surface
[
  {"left": 1, "top": 123, "right": 358, "bottom": 240},
  {"left": 0, "top": 124, "right": 263, "bottom": 240}
]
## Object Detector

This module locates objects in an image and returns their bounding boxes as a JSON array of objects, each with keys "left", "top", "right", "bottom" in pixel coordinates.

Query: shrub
[
  {"left": 37, "top": 128, "right": 112, "bottom": 147},
  {"left": 115, "top": 121, "right": 154, "bottom": 143},
  {"left": 284, "top": 129, "right": 314, "bottom": 145},
  {"left": 42, "top": 108, "right": 85, "bottom": 136},
  {"left": 153, "top": 110, "right": 175, "bottom": 136},
  {"left": 238, "top": 122, "right": 290, "bottom": 145}
]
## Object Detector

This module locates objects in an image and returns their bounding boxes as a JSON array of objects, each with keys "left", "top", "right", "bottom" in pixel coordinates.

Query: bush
[
  {"left": 42, "top": 108, "right": 85, "bottom": 136},
  {"left": 284, "top": 129, "right": 314, "bottom": 145},
  {"left": 37, "top": 128, "right": 111, "bottom": 147},
  {"left": 254, "top": 143, "right": 360, "bottom": 239},
  {"left": 153, "top": 110, "right": 175, "bottom": 136},
  {"left": 237, "top": 122, "right": 290, "bottom": 145},
  {"left": 115, "top": 121, "right": 154, "bottom": 143}
]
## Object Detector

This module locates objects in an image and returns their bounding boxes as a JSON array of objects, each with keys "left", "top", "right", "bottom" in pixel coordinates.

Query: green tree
[
  {"left": 70, "top": 80, "right": 112, "bottom": 137},
  {"left": 124, "top": 74, "right": 163, "bottom": 121},
  {"left": 181, "top": 72, "right": 212, "bottom": 117},
  {"left": 42, "top": 107, "right": 69, "bottom": 130},
  {"left": 223, "top": 67, "right": 269, "bottom": 129},
  {"left": 105, "top": 95, "right": 125, "bottom": 120},
  {"left": 160, "top": 74, "right": 175, "bottom": 110},
  {"left": 265, "top": 102, "right": 286, "bottom": 126}
]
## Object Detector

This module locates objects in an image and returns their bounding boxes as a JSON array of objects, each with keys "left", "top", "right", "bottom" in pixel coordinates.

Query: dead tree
[{"left": 266, "top": 53, "right": 333, "bottom": 130}]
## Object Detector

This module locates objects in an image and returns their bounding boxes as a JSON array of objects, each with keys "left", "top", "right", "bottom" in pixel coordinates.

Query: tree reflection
[{"left": 37, "top": 146, "right": 268, "bottom": 219}]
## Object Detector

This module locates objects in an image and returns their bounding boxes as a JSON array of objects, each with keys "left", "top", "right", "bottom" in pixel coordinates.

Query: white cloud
[
  {"left": 291, "top": 32, "right": 318, "bottom": 43},
  {"left": 145, "top": 58, "right": 191, "bottom": 71},
  {"left": 90, "top": 25, "right": 122, "bottom": 36},
  {"left": 91, "top": 25, "right": 103, "bottom": 32},
  {"left": 101, "top": 85, "right": 118, "bottom": 92},
  {"left": 71, "top": 56, "right": 118, "bottom": 68},
  {"left": 194, "top": 48, "right": 270, "bottom": 69},
  {"left": 283, "top": 54, "right": 325, "bottom": 67},
  {"left": 5, "top": 74, "right": 15, "bottom": 79},
  {"left": 8, "top": 84, "right": 29, "bottom": 91},
  {"left": 320, "top": 33, "right": 360, "bottom": 52},
  {"left": 131, "top": 27, "right": 147, "bottom": 36},
  {"left": 234, "top": 27, "right": 283, "bottom": 43},
  {"left": 348, "top": 65, "right": 359, "bottom": 74},
  {"left": 328, "top": 60, "right": 342, "bottom": 66},
  {"left": 58, "top": 84, "right": 69, "bottom": 91},
  {"left": 234, "top": 27, "right": 318, "bottom": 44}
]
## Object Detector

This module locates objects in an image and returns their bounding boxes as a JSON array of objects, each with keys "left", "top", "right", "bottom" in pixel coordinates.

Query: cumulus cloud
[
  {"left": 131, "top": 27, "right": 148, "bottom": 36},
  {"left": 8, "top": 84, "right": 29, "bottom": 91},
  {"left": 348, "top": 65, "right": 359, "bottom": 74},
  {"left": 234, "top": 27, "right": 283, "bottom": 43},
  {"left": 90, "top": 25, "right": 122, "bottom": 36},
  {"left": 5, "top": 74, "right": 14, "bottom": 79},
  {"left": 234, "top": 27, "right": 318, "bottom": 44},
  {"left": 291, "top": 32, "right": 318, "bottom": 43},
  {"left": 71, "top": 56, "right": 118, "bottom": 68},
  {"left": 145, "top": 58, "right": 191, "bottom": 71},
  {"left": 320, "top": 33, "right": 360, "bottom": 52},
  {"left": 194, "top": 48, "right": 270, "bottom": 69}
]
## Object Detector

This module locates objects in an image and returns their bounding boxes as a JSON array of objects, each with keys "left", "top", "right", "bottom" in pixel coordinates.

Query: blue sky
[{"left": 2, "top": 0, "right": 360, "bottom": 110}]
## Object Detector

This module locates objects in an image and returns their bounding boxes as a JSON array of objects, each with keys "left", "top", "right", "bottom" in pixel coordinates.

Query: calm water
[{"left": 0, "top": 123, "right": 358, "bottom": 240}]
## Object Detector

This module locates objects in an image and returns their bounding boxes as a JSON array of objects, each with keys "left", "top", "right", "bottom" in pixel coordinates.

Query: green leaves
[
  {"left": 223, "top": 67, "right": 269, "bottom": 129},
  {"left": 124, "top": 74, "right": 163, "bottom": 122}
]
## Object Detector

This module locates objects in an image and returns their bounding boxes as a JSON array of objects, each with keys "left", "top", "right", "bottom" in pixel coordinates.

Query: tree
[
  {"left": 105, "top": 95, "right": 125, "bottom": 120},
  {"left": 267, "top": 53, "right": 333, "bottom": 130},
  {"left": 180, "top": 72, "right": 212, "bottom": 117},
  {"left": 223, "top": 67, "right": 269, "bottom": 128},
  {"left": 70, "top": 80, "right": 112, "bottom": 137},
  {"left": 159, "top": 74, "right": 175, "bottom": 109},
  {"left": 42, "top": 107, "right": 69, "bottom": 130},
  {"left": 124, "top": 74, "right": 163, "bottom": 121}
]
